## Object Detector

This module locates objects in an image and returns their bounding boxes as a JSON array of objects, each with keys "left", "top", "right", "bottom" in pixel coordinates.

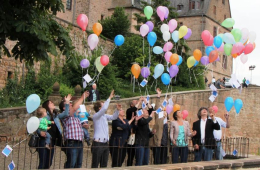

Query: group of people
[{"left": 35, "top": 86, "right": 230, "bottom": 169}]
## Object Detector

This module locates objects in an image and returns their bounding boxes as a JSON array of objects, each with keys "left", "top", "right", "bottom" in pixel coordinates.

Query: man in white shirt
[{"left": 209, "top": 107, "right": 230, "bottom": 160}]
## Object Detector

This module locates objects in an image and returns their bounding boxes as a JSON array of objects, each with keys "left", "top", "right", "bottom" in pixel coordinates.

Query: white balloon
[
  {"left": 249, "top": 31, "right": 257, "bottom": 43},
  {"left": 88, "top": 34, "right": 99, "bottom": 50},
  {"left": 140, "top": 24, "right": 149, "bottom": 37},
  {"left": 240, "top": 28, "right": 249, "bottom": 42},
  {"left": 240, "top": 54, "right": 248, "bottom": 64},
  {"left": 163, "top": 31, "right": 171, "bottom": 41},
  {"left": 27, "top": 116, "right": 40, "bottom": 134},
  {"left": 160, "top": 24, "right": 169, "bottom": 33},
  {"left": 223, "top": 33, "right": 236, "bottom": 44}
]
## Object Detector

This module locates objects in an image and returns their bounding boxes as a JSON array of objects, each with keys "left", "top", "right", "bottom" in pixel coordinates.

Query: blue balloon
[
  {"left": 176, "top": 55, "right": 183, "bottom": 66},
  {"left": 234, "top": 99, "right": 243, "bottom": 114},
  {"left": 161, "top": 73, "right": 171, "bottom": 85},
  {"left": 224, "top": 97, "right": 234, "bottom": 112},
  {"left": 114, "top": 35, "right": 125, "bottom": 46},
  {"left": 172, "top": 31, "right": 179, "bottom": 43},
  {"left": 153, "top": 46, "right": 163, "bottom": 54},
  {"left": 153, "top": 64, "right": 164, "bottom": 79},
  {"left": 194, "top": 60, "right": 199, "bottom": 67},
  {"left": 147, "top": 32, "right": 157, "bottom": 46},
  {"left": 26, "top": 94, "right": 41, "bottom": 114},
  {"left": 214, "top": 36, "right": 223, "bottom": 48},
  {"left": 205, "top": 46, "right": 215, "bottom": 56}
]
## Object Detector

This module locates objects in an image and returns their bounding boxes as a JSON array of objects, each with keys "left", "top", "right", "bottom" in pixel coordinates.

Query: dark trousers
[
  {"left": 127, "top": 144, "right": 135, "bottom": 166},
  {"left": 152, "top": 147, "right": 161, "bottom": 164},
  {"left": 160, "top": 146, "right": 168, "bottom": 164},
  {"left": 64, "top": 140, "right": 83, "bottom": 168},
  {"left": 38, "top": 139, "right": 54, "bottom": 169},
  {"left": 171, "top": 146, "right": 188, "bottom": 164},
  {"left": 91, "top": 141, "right": 109, "bottom": 168},
  {"left": 110, "top": 145, "right": 127, "bottom": 167}
]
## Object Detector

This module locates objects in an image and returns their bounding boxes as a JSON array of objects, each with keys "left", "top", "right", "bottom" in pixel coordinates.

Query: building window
[
  {"left": 7, "top": 71, "right": 13, "bottom": 79},
  {"left": 222, "top": 0, "right": 225, "bottom": 5},
  {"left": 213, "top": 26, "right": 217, "bottom": 37},
  {"left": 189, "top": 0, "right": 195, "bottom": 10},
  {"left": 213, "top": 5, "right": 216, "bottom": 15},
  {"left": 222, "top": 55, "right": 227, "bottom": 69},
  {"left": 66, "top": 0, "right": 72, "bottom": 10},
  {"left": 197, "top": 1, "right": 200, "bottom": 9},
  {"left": 180, "top": 22, "right": 183, "bottom": 26},
  {"left": 224, "top": 14, "right": 226, "bottom": 20},
  {"left": 101, "top": 15, "right": 104, "bottom": 21},
  {"left": 177, "top": 4, "right": 184, "bottom": 10}
]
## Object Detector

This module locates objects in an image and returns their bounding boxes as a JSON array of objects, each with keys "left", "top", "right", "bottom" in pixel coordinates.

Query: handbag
[{"left": 28, "top": 133, "right": 39, "bottom": 147}]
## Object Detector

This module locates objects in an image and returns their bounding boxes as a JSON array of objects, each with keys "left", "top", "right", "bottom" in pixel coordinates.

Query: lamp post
[{"left": 249, "top": 65, "right": 256, "bottom": 84}]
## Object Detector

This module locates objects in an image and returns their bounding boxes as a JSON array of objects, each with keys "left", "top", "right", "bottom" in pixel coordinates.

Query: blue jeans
[
  {"left": 64, "top": 140, "right": 83, "bottom": 168},
  {"left": 135, "top": 144, "right": 150, "bottom": 166},
  {"left": 215, "top": 141, "right": 223, "bottom": 160},
  {"left": 45, "top": 132, "right": 51, "bottom": 145},
  {"left": 83, "top": 128, "right": 90, "bottom": 141},
  {"left": 38, "top": 138, "right": 54, "bottom": 169},
  {"left": 172, "top": 146, "right": 188, "bottom": 163},
  {"left": 194, "top": 146, "right": 213, "bottom": 161}
]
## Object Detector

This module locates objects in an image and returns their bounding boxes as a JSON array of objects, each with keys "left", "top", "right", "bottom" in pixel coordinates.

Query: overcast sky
[{"left": 230, "top": 0, "right": 260, "bottom": 85}]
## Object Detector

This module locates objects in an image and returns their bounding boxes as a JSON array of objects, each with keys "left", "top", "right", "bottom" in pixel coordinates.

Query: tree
[
  {"left": 0, "top": 0, "right": 74, "bottom": 65},
  {"left": 100, "top": 7, "right": 130, "bottom": 39}
]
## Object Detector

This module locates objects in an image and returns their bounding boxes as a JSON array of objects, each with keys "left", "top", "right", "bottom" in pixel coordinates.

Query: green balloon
[
  {"left": 95, "top": 57, "right": 104, "bottom": 73},
  {"left": 144, "top": 6, "right": 153, "bottom": 20},
  {"left": 224, "top": 44, "right": 232, "bottom": 56},
  {"left": 221, "top": 18, "right": 235, "bottom": 28},
  {"left": 218, "top": 33, "right": 224, "bottom": 39},
  {"left": 231, "top": 28, "right": 242, "bottom": 42}
]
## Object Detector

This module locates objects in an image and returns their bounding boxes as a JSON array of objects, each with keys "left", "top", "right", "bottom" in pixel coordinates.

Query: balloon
[
  {"left": 160, "top": 24, "right": 169, "bottom": 33},
  {"left": 214, "top": 36, "right": 223, "bottom": 48},
  {"left": 200, "top": 56, "right": 209, "bottom": 66},
  {"left": 161, "top": 73, "right": 171, "bottom": 85},
  {"left": 221, "top": 18, "right": 235, "bottom": 28},
  {"left": 163, "top": 7, "right": 169, "bottom": 19},
  {"left": 173, "top": 104, "right": 180, "bottom": 112},
  {"left": 232, "top": 42, "right": 244, "bottom": 54},
  {"left": 209, "top": 50, "right": 219, "bottom": 63},
  {"left": 187, "top": 56, "right": 196, "bottom": 68},
  {"left": 170, "top": 54, "right": 179, "bottom": 65},
  {"left": 153, "top": 46, "right": 163, "bottom": 54},
  {"left": 206, "top": 46, "right": 215, "bottom": 56},
  {"left": 153, "top": 64, "right": 164, "bottom": 79},
  {"left": 80, "top": 59, "right": 90, "bottom": 68},
  {"left": 215, "top": 57, "right": 220, "bottom": 62},
  {"left": 231, "top": 28, "right": 242, "bottom": 42},
  {"left": 193, "top": 49, "right": 202, "bottom": 61},
  {"left": 168, "top": 19, "right": 177, "bottom": 33},
  {"left": 240, "top": 28, "right": 249, "bottom": 43},
  {"left": 166, "top": 105, "right": 173, "bottom": 114},
  {"left": 232, "top": 53, "right": 238, "bottom": 58},
  {"left": 182, "top": 110, "right": 188, "bottom": 119},
  {"left": 163, "top": 31, "right": 171, "bottom": 41},
  {"left": 212, "top": 106, "right": 218, "bottom": 113},
  {"left": 244, "top": 43, "right": 254, "bottom": 54},
  {"left": 140, "top": 24, "right": 149, "bottom": 37},
  {"left": 184, "top": 28, "right": 192, "bottom": 40},
  {"left": 169, "top": 65, "right": 179, "bottom": 78},
  {"left": 147, "top": 32, "right": 157, "bottom": 46},
  {"left": 141, "top": 67, "right": 150, "bottom": 78},
  {"left": 223, "top": 33, "right": 236, "bottom": 44},
  {"left": 88, "top": 34, "right": 99, "bottom": 50},
  {"left": 146, "top": 21, "right": 154, "bottom": 32},
  {"left": 157, "top": 6, "right": 165, "bottom": 21},
  {"left": 253, "top": 42, "right": 256, "bottom": 49},
  {"left": 164, "top": 51, "right": 172, "bottom": 62},
  {"left": 206, "top": 35, "right": 214, "bottom": 46},
  {"left": 144, "top": 6, "right": 153, "bottom": 20},
  {"left": 172, "top": 31, "right": 179, "bottom": 43},
  {"left": 131, "top": 64, "right": 141, "bottom": 79},
  {"left": 176, "top": 55, "right": 183, "bottom": 66},
  {"left": 218, "top": 33, "right": 224, "bottom": 39},
  {"left": 27, "top": 116, "right": 40, "bottom": 134},
  {"left": 93, "top": 23, "right": 102, "bottom": 36},
  {"left": 234, "top": 99, "right": 243, "bottom": 114},
  {"left": 179, "top": 26, "right": 188, "bottom": 38},
  {"left": 217, "top": 43, "right": 224, "bottom": 52},
  {"left": 224, "top": 44, "right": 232, "bottom": 56},
  {"left": 100, "top": 55, "right": 109, "bottom": 66},
  {"left": 95, "top": 57, "right": 104, "bottom": 73},
  {"left": 201, "top": 30, "right": 211, "bottom": 45},
  {"left": 249, "top": 31, "right": 257, "bottom": 43},
  {"left": 76, "top": 14, "right": 88, "bottom": 31},
  {"left": 224, "top": 97, "right": 234, "bottom": 112},
  {"left": 114, "top": 35, "right": 125, "bottom": 46},
  {"left": 26, "top": 94, "right": 41, "bottom": 113},
  {"left": 163, "top": 42, "right": 173, "bottom": 52},
  {"left": 240, "top": 54, "right": 248, "bottom": 64},
  {"left": 194, "top": 60, "right": 199, "bottom": 67}
]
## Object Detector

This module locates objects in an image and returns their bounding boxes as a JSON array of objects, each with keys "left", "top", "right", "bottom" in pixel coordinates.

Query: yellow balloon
[
  {"left": 187, "top": 56, "right": 196, "bottom": 68},
  {"left": 179, "top": 26, "right": 188, "bottom": 38},
  {"left": 95, "top": 57, "right": 104, "bottom": 73}
]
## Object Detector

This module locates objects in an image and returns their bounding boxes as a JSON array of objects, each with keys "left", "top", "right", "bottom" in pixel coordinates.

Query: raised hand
[
  {"left": 82, "top": 91, "right": 90, "bottom": 99},
  {"left": 64, "top": 94, "right": 72, "bottom": 104},
  {"left": 109, "top": 90, "right": 115, "bottom": 99},
  {"left": 224, "top": 113, "right": 229, "bottom": 120},
  {"left": 116, "top": 103, "right": 122, "bottom": 111}
]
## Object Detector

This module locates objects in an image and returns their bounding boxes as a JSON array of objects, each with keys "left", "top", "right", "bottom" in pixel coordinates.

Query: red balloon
[
  {"left": 77, "top": 14, "right": 88, "bottom": 31},
  {"left": 244, "top": 43, "right": 254, "bottom": 54},
  {"left": 207, "top": 35, "right": 214, "bottom": 46},
  {"left": 201, "top": 30, "right": 211, "bottom": 45},
  {"left": 100, "top": 55, "right": 109, "bottom": 66},
  {"left": 209, "top": 50, "right": 219, "bottom": 63},
  {"left": 212, "top": 106, "right": 218, "bottom": 113},
  {"left": 182, "top": 110, "right": 188, "bottom": 119}
]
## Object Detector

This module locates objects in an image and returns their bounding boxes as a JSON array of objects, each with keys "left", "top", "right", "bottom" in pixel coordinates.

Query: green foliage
[
  {"left": 100, "top": 7, "right": 130, "bottom": 39},
  {"left": 59, "top": 83, "right": 75, "bottom": 97}
]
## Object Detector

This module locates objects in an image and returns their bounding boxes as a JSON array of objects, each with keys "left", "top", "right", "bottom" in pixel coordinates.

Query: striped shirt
[{"left": 62, "top": 116, "right": 84, "bottom": 141}]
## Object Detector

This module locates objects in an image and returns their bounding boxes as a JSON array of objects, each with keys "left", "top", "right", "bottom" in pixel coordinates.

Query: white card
[
  {"left": 232, "top": 80, "right": 241, "bottom": 88},
  {"left": 158, "top": 112, "right": 164, "bottom": 119},
  {"left": 140, "top": 79, "right": 148, "bottom": 87},
  {"left": 2, "top": 145, "right": 12, "bottom": 157},
  {"left": 146, "top": 95, "right": 150, "bottom": 103},
  {"left": 156, "top": 107, "right": 162, "bottom": 113},
  {"left": 8, "top": 161, "right": 15, "bottom": 170},
  {"left": 221, "top": 148, "right": 226, "bottom": 157},
  {"left": 246, "top": 80, "right": 250, "bottom": 85},
  {"left": 163, "top": 117, "right": 167, "bottom": 124},
  {"left": 83, "top": 81, "right": 87, "bottom": 88},
  {"left": 162, "top": 100, "right": 167, "bottom": 107},
  {"left": 168, "top": 98, "right": 173, "bottom": 106},
  {"left": 209, "top": 95, "right": 216, "bottom": 102},
  {"left": 137, "top": 110, "right": 143, "bottom": 117},
  {"left": 79, "top": 105, "right": 87, "bottom": 113},
  {"left": 142, "top": 101, "right": 146, "bottom": 109},
  {"left": 210, "top": 84, "right": 217, "bottom": 91},
  {"left": 83, "top": 74, "right": 93, "bottom": 83}
]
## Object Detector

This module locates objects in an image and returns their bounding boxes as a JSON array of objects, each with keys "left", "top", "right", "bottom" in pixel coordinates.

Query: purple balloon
[
  {"left": 141, "top": 67, "right": 150, "bottom": 78},
  {"left": 80, "top": 59, "right": 90, "bottom": 68},
  {"left": 163, "top": 7, "right": 169, "bottom": 19},
  {"left": 184, "top": 28, "right": 192, "bottom": 40},
  {"left": 216, "top": 57, "right": 220, "bottom": 62},
  {"left": 200, "top": 56, "right": 209, "bottom": 66},
  {"left": 166, "top": 105, "right": 173, "bottom": 114},
  {"left": 169, "top": 65, "right": 179, "bottom": 78},
  {"left": 146, "top": 21, "right": 154, "bottom": 33}
]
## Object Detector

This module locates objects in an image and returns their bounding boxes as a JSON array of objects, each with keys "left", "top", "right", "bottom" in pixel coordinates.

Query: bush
[{"left": 59, "top": 83, "right": 75, "bottom": 97}]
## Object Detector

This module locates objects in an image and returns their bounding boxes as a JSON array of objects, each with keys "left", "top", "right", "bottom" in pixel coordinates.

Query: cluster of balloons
[
  {"left": 224, "top": 97, "right": 243, "bottom": 114},
  {"left": 26, "top": 94, "right": 41, "bottom": 134}
]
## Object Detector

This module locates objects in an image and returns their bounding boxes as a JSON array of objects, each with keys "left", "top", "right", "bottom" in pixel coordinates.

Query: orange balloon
[
  {"left": 93, "top": 23, "right": 103, "bottom": 36},
  {"left": 253, "top": 42, "right": 256, "bottom": 49},
  {"left": 209, "top": 50, "right": 218, "bottom": 63},
  {"left": 170, "top": 54, "right": 179, "bottom": 65},
  {"left": 173, "top": 104, "right": 180, "bottom": 112},
  {"left": 243, "top": 39, "right": 248, "bottom": 46},
  {"left": 193, "top": 49, "right": 202, "bottom": 61},
  {"left": 232, "top": 53, "right": 238, "bottom": 58},
  {"left": 131, "top": 64, "right": 141, "bottom": 79}
]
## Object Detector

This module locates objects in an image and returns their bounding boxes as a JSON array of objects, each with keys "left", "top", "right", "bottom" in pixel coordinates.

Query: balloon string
[
  {"left": 165, "top": 79, "right": 172, "bottom": 100},
  {"left": 109, "top": 46, "right": 116, "bottom": 58},
  {"left": 189, "top": 68, "right": 192, "bottom": 83},
  {"left": 133, "top": 78, "right": 135, "bottom": 93},
  {"left": 13, "top": 135, "right": 29, "bottom": 148},
  {"left": 136, "top": 79, "right": 142, "bottom": 95},
  {"left": 171, "top": 80, "right": 173, "bottom": 94},
  {"left": 143, "top": 37, "right": 145, "bottom": 67},
  {"left": 193, "top": 69, "right": 199, "bottom": 87},
  {"left": 150, "top": 79, "right": 155, "bottom": 91},
  {"left": 211, "top": 63, "right": 213, "bottom": 79},
  {"left": 174, "top": 42, "right": 177, "bottom": 53},
  {"left": 155, "top": 79, "right": 157, "bottom": 91},
  {"left": 180, "top": 46, "right": 183, "bottom": 56},
  {"left": 149, "top": 46, "right": 151, "bottom": 64}
]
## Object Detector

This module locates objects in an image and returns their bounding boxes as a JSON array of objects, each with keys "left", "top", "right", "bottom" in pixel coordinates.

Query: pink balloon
[
  {"left": 206, "top": 35, "right": 214, "bottom": 46},
  {"left": 157, "top": 6, "right": 165, "bottom": 21},
  {"left": 100, "top": 55, "right": 109, "bottom": 66},
  {"left": 163, "top": 7, "right": 169, "bottom": 19},
  {"left": 163, "top": 42, "right": 173, "bottom": 52},
  {"left": 168, "top": 19, "right": 177, "bottom": 33},
  {"left": 166, "top": 105, "right": 173, "bottom": 114},
  {"left": 201, "top": 30, "right": 211, "bottom": 45},
  {"left": 182, "top": 110, "right": 188, "bottom": 119},
  {"left": 140, "top": 24, "right": 149, "bottom": 37},
  {"left": 164, "top": 51, "right": 172, "bottom": 62},
  {"left": 232, "top": 42, "right": 244, "bottom": 54},
  {"left": 88, "top": 34, "right": 99, "bottom": 50},
  {"left": 212, "top": 106, "right": 218, "bottom": 113},
  {"left": 77, "top": 14, "right": 88, "bottom": 31},
  {"left": 217, "top": 43, "right": 224, "bottom": 52},
  {"left": 244, "top": 43, "right": 254, "bottom": 54},
  {"left": 240, "top": 54, "right": 248, "bottom": 64}
]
